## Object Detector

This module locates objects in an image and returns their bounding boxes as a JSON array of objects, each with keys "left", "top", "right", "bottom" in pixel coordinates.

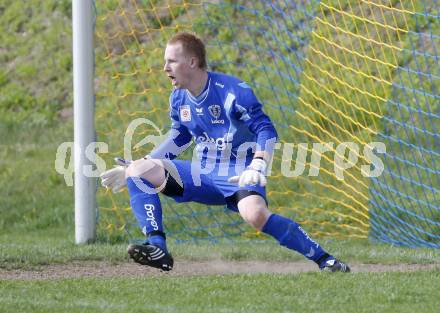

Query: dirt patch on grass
[{"left": 1, "top": 261, "right": 439, "bottom": 280}]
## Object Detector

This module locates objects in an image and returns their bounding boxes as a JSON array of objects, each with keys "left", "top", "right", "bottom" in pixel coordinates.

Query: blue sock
[
  {"left": 262, "top": 214, "right": 333, "bottom": 267},
  {"left": 148, "top": 234, "right": 167, "bottom": 251},
  {"left": 127, "top": 177, "right": 167, "bottom": 252}
]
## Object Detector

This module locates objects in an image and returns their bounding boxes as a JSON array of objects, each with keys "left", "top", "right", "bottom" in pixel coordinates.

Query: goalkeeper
[{"left": 100, "top": 32, "right": 350, "bottom": 273}]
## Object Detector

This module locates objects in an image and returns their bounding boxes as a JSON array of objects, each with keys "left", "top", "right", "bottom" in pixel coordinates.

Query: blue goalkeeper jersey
[{"left": 154, "top": 71, "right": 278, "bottom": 165}]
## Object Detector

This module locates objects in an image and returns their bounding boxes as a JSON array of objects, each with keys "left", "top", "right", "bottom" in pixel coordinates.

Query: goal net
[{"left": 94, "top": 0, "right": 439, "bottom": 247}]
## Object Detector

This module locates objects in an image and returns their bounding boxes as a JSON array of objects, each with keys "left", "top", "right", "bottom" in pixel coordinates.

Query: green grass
[
  {"left": 2, "top": 230, "right": 440, "bottom": 312},
  {"left": 2, "top": 228, "right": 440, "bottom": 270},
  {"left": 0, "top": 122, "right": 74, "bottom": 233},
  {"left": 1, "top": 271, "right": 439, "bottom": 313},
  {"left": 0, "top": 0, "right": 72, "bottom": 127}
]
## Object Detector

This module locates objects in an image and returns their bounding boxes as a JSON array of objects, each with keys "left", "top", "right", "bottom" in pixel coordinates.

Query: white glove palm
[
  {"left": 100, "top": 158, "right": 130, "bottom": 193},
  {"left": 228, "top": 158, "right": 267, "bottom": 187}
]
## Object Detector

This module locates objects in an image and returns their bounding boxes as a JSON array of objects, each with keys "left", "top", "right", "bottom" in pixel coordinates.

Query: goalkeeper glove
[
  {"left": 228, "top": 158, "right": 267, "bottom": 187},
  {"left": 100, "top": 158, "right": 131, "bottom": 193}
]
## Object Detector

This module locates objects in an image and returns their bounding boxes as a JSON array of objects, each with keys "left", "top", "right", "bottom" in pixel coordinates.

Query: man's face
[{"left": 163, "top": 43, "right": 193, "bottom": 89}]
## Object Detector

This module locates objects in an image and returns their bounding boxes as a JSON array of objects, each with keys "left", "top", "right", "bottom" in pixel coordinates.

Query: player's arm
[
  {"left": 100, "top": 93, "right": 192, "bottom": 193},
  {"left": 235, "top": 86, "right": 278, "bottom": 157},
  {"left": 148, "top": 127, "right": 192, "bottom": 160},
  {"left": 229, "top": 86, "right": 278, "bottom": 187}
]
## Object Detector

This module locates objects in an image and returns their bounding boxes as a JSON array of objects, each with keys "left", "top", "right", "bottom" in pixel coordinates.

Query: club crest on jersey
[
  {"left": 180, "top": 105, "right": 191, "bottom": 122},
  {"left": 208, "top": 105, "right": 224, "bottom": 124}
]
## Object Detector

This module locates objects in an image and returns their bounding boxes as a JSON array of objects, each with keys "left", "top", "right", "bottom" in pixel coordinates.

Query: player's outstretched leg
[
  {"left": 261, "top": 214, "right": 350, "bottom": 273},
  {"left": 127, "top": 241, "right": 174, "bottom": 271}
]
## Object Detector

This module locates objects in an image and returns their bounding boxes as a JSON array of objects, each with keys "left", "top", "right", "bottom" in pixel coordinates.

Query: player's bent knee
[
  {"left": 242, "top": 210, "right": 270, "bottom": 230},
  {"left": 125, "top": 158, "right": 166, "bottom": 187},
  {"left": 237, "top": 195, "right": 271, "bottom": 230}
]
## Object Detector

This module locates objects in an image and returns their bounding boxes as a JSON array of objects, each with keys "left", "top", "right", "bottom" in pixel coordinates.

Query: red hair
[{"left": 168, "top": 32, "right": 207, "bottom": 69}]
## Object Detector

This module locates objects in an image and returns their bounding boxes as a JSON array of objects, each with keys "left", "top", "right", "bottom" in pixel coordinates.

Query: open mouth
[{"left": 168, "top": 75, "right": 176, "bottom": 85}]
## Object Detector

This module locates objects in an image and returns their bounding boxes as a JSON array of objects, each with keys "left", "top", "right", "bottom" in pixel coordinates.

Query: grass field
[
  {"left": 2, "top": 271, "right": 439, "bottom": 313},
  {"left": 1, "top": 233, "right": 440, "bottom": 313},
  {"left": 2, "top": 230, "right": 440, "bottom": 269}
]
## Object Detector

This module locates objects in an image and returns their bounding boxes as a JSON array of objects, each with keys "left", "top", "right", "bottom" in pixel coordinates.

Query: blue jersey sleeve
[
  {"left": 233, "top": 83, "right": 278, "bottom": 153},
  {"left": 149, "top": 91, "right": 193, "bottom": 160}
]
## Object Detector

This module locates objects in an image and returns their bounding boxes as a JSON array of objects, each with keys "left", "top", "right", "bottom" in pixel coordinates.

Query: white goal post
[{"left": 72, "top": 0, "right": 96, "bottom": 244}]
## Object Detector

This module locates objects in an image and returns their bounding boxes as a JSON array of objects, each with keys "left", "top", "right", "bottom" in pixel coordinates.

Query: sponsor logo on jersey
[
  {"left": 195, "top": 107, "right": 204, "bottom": 116},
  {"left": 197, "top": 132, "right": 232, "bottom": 151},
  {"left": 208, "top": 104, "right": 224, "bottom": 124},
  {"left": 215, "top": 82, "right": 225, "bottom": 88},
  {"left": 180, "top": 105, "right": 191, "bottom": 122}
]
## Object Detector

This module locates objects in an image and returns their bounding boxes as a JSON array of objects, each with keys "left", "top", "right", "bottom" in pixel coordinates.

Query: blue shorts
[{"left": 163, "top": 160, "right": 267, "bottom": 212}]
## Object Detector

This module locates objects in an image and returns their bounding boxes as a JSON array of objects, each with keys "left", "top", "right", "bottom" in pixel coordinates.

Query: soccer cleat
[
  {"left": 127, "top": 243, "right": 174, "bottom": 271},
  {"left": 320, "top": 258, "right": 351, "bottom": 273}
]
